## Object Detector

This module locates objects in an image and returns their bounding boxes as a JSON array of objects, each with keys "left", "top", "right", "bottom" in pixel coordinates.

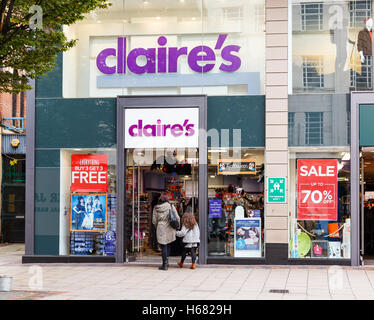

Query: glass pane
[
  {"left": 288, "top": 94, "right": 350, "bottom": 147},
  {"left": 125, "top": 148, "right": 199, "bottom": 260},
  {"left": 59, "top": 149, "right": 117, "bottom": 256},
  {"left": 292, "top": 0, "right": 374, "bottom": 93},
  {"left": 63, "top": 0, "right": 265, "bottom": 97},
  {"left": 208, "top": 148, "right": 265, "bottom": 258},
  {"left": 288, "top": 150, "right": 351, "bottom": 259}
]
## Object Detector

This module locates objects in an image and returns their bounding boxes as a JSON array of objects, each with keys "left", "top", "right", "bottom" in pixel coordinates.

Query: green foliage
[{"left": 0, "top": 0, "right": 111, "bottom": 93}]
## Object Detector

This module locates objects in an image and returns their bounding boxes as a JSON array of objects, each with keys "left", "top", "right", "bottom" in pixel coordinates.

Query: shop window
[
  {"left": 59, "top": 149, "right": 117, "bottom": 256},
  {"left": 349, "top": 0, "right": 371, "bottom": 29},
  {"left": 289, "top": 151, "right": 351, "bottom": 259},
  {"left": 301, "top": 3, "right": 324, "bottom": 31},
  {"left": 2, "top": 155, "right": 25, "bottom": 184},
  {"left": 208, "top": 148, "right": 265, "bottom": 258},
  {"left": 305, "top": 112, "right": 324, "bottom": 145},
  {"left": 302, "top": 57, "right": 325, "bottom": 89}
]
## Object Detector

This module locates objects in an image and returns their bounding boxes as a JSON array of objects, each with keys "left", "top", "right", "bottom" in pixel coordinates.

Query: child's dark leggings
[{"left": 181, "top": 247, "right": 197, "bottom": 264}]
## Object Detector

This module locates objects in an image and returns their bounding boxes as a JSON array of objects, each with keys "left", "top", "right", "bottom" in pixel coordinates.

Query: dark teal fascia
[
  {"left": 35, "top": 98, "right": 117, "bottom": 149},
  {"left": 360, "top": 104, "right": 374, "bottom": 146},
  {"left": 35, "top": 150, "right": 60, "bottom": 168},
  {"left": 207, "top": 95, "right": 265, "bottom": 148},
  {"left": 36, "top": 53, "right": 63, "bottom": 99}
]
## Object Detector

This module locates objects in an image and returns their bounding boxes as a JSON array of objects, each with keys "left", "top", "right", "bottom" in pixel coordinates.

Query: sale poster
[
  {"left": 71, "top": 193, "right": 107, "bottom": 232},
  {"left": 71, "top": 154, "right": 108, "bottom": 193},
  {"left": 297, "top": 159, "right": 338, "bottom": 221}
]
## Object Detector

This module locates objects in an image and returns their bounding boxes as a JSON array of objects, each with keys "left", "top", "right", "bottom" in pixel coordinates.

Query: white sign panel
[
  {"left": 124, "top": 108, "right": 199, "bottom": 149},
  {"left": 234, "top": 218, "right": 262, "bottom": 258}
]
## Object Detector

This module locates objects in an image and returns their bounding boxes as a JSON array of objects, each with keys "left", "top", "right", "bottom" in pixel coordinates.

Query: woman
[
  {"left": 244, "top": 227, "right": 260, "bottom": 247},
  {"left": 82, "top": 196, "right": 94, "bottom": 230},
  {"left": 176, "top": 211, "right": 200, "bottom": 269},
  {"left": 72, "top": 196, "right": 85, "bottom": 230},
  {"left": 152, "top": 192, "right": 180, "bottom": 271},
  {"left": 92, "top": 195, "right": 104, "bottom": 221}
]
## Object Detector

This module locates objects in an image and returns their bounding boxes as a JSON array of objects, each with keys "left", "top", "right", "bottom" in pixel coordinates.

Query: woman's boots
[{"left": 159, "top": 258, "right": 168, "bottom": 271}]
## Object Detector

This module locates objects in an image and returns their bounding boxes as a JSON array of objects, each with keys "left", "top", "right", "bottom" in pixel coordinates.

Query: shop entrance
[
  {"left": 125, "top": 148, "right": 199, "bottom": 262},
  {"left": 360, "top": 148, "right": 374, "bottom": 263}
]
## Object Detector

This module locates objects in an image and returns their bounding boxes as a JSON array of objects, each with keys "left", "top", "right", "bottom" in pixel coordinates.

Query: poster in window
[
  {"left": 209, "top": 199, "right": 222, "bottom": 218},
  {"left": 71, "top": 154, "right": 108, "bottom": 193},
  {"left": 71, "top": 194, "right": 107, "bottom": 232},
  {"left": 234, "top": 218, "right": 261, "bottom": 258},
  {"left": 297, "top": 159, "right": 338, "bottom": 221}
]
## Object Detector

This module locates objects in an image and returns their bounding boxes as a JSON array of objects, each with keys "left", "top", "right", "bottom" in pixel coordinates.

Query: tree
[{"left": 0, "top": 0, "right": 111, "bottom": 94}]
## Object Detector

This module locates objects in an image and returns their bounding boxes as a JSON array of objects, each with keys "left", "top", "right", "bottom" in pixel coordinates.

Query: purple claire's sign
[
  {"left": 96, "top": 34, "right": 241, "bottom": 75},
  {"left": 128, "top": 119, "right": 195, "bottom": 138},
  {"left": 124, "top": 108, "right": 199, "bottom": 149}
]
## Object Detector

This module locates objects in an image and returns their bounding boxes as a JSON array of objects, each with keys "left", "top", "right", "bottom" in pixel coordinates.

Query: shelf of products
[{"left": 126, "top": 193, "right": 151, "bottom": 252}]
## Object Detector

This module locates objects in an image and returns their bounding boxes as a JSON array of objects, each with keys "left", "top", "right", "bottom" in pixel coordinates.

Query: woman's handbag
[{"left": 169, "top": 206, "right": 180, "bottom": 230}]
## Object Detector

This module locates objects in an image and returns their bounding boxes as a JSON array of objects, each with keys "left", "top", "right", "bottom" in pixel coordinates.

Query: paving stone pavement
[{"left": 2, "top": 244, "right": 374, "bottom": 300}]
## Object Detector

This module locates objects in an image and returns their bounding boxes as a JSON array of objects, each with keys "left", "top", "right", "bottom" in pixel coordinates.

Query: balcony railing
[{"left": 1, "top": 117, "right": 26, "bottom": 133}]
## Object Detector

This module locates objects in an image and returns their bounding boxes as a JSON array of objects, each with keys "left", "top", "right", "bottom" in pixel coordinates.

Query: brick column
[{"left": 265, "top": 0, "right": 289, "bottom": 263}]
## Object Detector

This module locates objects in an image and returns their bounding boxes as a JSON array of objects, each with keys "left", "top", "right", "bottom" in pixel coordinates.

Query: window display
[
  {"left": 289, "top": 151, "right": 351, "bottom": 259},
  {"left": 208, "top": 148, "right": 264, "bottom": 258},
  {"left": 59, "top": 149, "right": 117, "bottom": 256}
]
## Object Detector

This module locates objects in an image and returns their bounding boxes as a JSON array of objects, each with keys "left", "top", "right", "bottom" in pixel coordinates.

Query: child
[{"left": 176, "top": 211, "right": 200, "bottom": 269}]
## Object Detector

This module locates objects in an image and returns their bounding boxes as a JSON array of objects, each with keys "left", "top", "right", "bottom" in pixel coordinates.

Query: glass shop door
[{"left": 125, "top": 148, "right": 199, "bottom": 262}]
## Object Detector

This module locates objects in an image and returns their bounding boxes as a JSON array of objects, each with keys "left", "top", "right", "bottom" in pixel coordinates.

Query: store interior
[
  {"left": 125, "top": 148, "right": 199, "bottom": 261},
  {"left": 207, "top": 149, "right": 264, "bottom": 258}
]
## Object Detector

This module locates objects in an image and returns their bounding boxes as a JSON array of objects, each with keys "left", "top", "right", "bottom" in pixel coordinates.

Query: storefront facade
[{"left": 23, "top": 0, "right": 374, "bottom": 266}]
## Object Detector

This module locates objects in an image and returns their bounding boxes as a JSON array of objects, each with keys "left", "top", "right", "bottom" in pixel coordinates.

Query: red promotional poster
[
  {"left": 297, "top": 159, "right": 338, "bottom": 221},
  {"left": 71, "top": 154, "right": 108, "bottom": 193}
]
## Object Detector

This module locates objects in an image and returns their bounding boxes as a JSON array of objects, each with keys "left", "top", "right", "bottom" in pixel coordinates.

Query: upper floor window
[
  {"left": 305, "top": 112, "right": 324, "bottom": 145},
  {"left": 301, "top": 2, "right": 324, "bottom": 31},
  {"left": 303, "top": 56, "right": 325, "bottom": 89},
  {"left": 223, "top": 7, "right": 243, "bottom": 21},
  {"left": 350, "top": 55, "right": 372, "bottom": 89},
  {"left": 349, "top": 0, "right": 372, "bottom": 28}
]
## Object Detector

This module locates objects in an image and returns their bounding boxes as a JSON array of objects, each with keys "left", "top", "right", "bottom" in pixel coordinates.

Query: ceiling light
[
  {"left": 156, "top": 16, "right": 161, "bottom": 20},
  {"left": 209, "top": 149, "right": 227, "bottom": 153},
  {"left": 192, "top": 17, "right": 196, "bottom": 21}
]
